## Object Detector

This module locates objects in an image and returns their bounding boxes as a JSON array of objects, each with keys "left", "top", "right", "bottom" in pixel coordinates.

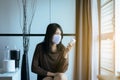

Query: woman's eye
[{"left": 55, "top": 33, "right": 60, "bottom": 35}]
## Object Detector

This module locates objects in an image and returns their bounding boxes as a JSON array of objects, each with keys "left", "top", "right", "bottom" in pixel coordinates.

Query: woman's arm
[
  {"left": 31, "top": 44, "right": 48, "bottom": 76},
  {"left": 57, "top": 39, "right": 76, "bottom": 72}
]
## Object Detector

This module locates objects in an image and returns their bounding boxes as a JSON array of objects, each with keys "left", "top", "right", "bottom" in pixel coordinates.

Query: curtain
[{"left": 74, "top": 0, "right": 92, "bottom": 80}]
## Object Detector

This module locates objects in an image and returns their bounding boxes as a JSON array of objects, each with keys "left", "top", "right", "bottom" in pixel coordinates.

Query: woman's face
[{"left": 52, "top": 28, "right": 62, "bottom": 44}]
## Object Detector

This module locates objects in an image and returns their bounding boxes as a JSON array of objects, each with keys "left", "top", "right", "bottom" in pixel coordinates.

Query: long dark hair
[{"left": 42, "top": 23, "right": 65, "bottom": 53}]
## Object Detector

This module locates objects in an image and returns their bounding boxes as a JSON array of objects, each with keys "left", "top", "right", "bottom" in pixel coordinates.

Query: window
[
  {"left": 115, "top": 0, "right": 120, "bottom": 74},
  {"left": 99, "top": 0, "right": 115, "bottom": 75}
]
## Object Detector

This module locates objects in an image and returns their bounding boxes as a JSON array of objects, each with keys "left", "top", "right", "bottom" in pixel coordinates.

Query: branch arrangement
[{"left": 17, "top": 0, "right": 37, "bottom": 54}]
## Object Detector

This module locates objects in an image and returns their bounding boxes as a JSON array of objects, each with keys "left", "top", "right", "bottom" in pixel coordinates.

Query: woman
[{"left": 31, "top": 23, "right": 75, "bottom": 80}]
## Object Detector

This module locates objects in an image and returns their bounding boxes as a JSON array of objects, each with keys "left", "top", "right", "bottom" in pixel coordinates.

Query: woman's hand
[
  {"left": 47, "top": 72, "right": 56, "bottom": 77},
  {"left": 47, "top": 72, "right": 63, "bottom": 77},
  {"left": 64, "top": 39, "right": 76, "bottom": 58}
]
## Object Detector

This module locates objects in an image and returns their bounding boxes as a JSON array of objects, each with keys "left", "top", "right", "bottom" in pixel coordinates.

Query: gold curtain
[{"left": 74, "top": 0, "right": 92, "bottom": 80}]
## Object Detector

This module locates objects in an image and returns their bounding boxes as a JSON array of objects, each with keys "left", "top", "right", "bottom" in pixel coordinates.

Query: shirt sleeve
[
  {"left": 56, "top": 54, "right": 69, "bottom": 73},
  {"left": 31, "top": 44, "right": 47, "bottom": 76}
]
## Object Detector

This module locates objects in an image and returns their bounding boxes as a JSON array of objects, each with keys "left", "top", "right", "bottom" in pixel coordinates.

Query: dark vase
[{"left": 21, "top": 52, "right": 30, "bottom": 80}]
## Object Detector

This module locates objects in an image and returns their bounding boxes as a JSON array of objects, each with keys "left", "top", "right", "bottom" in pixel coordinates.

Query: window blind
[{"left": 100, "top": 0, "right": 115, "bottom": 75}]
